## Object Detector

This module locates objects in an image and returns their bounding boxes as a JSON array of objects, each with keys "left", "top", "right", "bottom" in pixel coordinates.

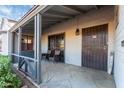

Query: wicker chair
[
  {"left": 54, "top": 49, "right": 61, "bottom": 62},
  {"left": 46, "top": 49, "right": 55, "bottom": 61}
]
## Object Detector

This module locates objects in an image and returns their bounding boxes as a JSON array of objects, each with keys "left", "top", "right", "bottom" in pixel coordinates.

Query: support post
[
  {"left": 8, "top": 31, "right": 14, "bottom": 63},
  {"left": 34, "top": 13, "right": 42, "bottom": 84},
  {"left": 8, "top": 31, "right": 13, "bottom": 56},
  {"left": 34, "top": 15, "right": 37, "bottom": 80},
  {"left": 17, "top": 27, "right": 22, "bottom": 69}
]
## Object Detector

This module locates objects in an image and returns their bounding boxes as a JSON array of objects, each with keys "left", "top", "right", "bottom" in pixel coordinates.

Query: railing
[{"left": 11, "top": 53, "right": 37, "bottom": 82}]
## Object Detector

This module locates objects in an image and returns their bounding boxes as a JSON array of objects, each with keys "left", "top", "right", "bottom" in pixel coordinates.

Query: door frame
[
  {"left": 81, "top": 24, "right": 108, "bottom": 71},
  {"left": 48, "top": 32, "right": 65, "bottom": 63}
]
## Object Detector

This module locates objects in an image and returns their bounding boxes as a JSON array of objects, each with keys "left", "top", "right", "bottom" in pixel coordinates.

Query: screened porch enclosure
[
  {"left": 10, "top": 5, "right": 115, "bottom": 85},
  {"left": 11, "top": 14, "right": 42, "bottom": 83}
]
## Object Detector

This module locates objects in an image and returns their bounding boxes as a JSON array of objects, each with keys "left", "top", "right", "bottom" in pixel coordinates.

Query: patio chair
[
  {"left": 60, "top": 50, "right": 64, "bottom": 62},
  {"left": 46, "top": 49, "right": 55, "bottom": 61},
  {"left": 54, "top": 49, "right": 61, "bottom": 62},
  {"left": 46, "top": 50, "right": 51, "bottom": 60}
]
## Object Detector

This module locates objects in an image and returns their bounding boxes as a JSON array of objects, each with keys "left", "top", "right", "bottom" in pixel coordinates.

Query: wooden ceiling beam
[
  {"left": 43, "top": 13, "right": 73, "bottom": 19},
  {"left": 59, "top": 5, "right": 81, "bottom": 14}
]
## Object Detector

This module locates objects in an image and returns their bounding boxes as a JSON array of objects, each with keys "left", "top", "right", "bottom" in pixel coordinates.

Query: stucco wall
[
  {"left": 0, "top": 32, "right": 8, "bottom": 55},
  {"left": 114, "top": 6, "right": 124, "bottom": 88},
  {"left": 41, "top": 6, "right": 114, "bottom": 69}
]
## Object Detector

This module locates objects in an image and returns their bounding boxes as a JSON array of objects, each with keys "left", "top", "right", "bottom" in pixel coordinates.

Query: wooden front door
[{"left": 82, "top": 24, "right": 108, "bottom": 71}]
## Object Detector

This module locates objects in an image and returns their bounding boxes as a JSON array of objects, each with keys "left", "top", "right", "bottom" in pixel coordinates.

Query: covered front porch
[
  {"left": 13, "top": 59, "right": 115, "bottom": 88},
  {"left": 9, "top": 5, "right": 116, "bottom": 87}
]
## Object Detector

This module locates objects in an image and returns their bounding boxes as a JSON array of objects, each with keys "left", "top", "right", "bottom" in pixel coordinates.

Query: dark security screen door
[{"left": 82, "top": 24, "right": 108, "bottom": 71}]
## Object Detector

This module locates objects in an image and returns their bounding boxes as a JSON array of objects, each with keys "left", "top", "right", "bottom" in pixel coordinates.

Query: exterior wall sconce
[
  {"left": 75, "top": 28, "right": 80, "bottom": 36},
  {"left": 75, "top": 16, "right": 80, "bottom": 36}
]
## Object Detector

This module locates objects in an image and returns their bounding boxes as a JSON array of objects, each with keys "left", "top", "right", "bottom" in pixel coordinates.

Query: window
[
  {"left": 48, "top": 33, "right": 65, "bottom": 62},
  {"left": 48, "top": 33, "right": 64, "bottom": 50},
  {"left": 21, "top": 35, "right": 33, "bottom": 51}
]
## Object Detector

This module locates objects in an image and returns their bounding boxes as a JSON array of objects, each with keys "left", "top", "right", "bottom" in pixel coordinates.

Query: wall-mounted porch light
[
  {"left": 75, "top": 16, "right": 80, "bottom": 36},
  {"left": 75, "top": 28, "right": 80, "bottom": 36}
]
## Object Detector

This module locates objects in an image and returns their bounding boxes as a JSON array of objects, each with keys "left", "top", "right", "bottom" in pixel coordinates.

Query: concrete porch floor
[
  {"left": 40, "top": 60, "right": 116, "bottom": 88},
  {"left": 13, "top": 60, "right": 116, "bottom": 88}
]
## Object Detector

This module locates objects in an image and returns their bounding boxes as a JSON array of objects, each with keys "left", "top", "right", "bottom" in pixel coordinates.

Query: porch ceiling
[
  {"left": 41, "top": 5, "right": 103, "bottom": 30},
  {"left": 22, "top": 5, "right": 110, "bottom": 33}
]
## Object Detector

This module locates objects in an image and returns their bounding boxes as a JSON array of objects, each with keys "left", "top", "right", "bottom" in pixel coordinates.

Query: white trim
[
  {"left": 34, "top": 13, "right": 42, "bottom": 84},
  {"left": 11, "top": 53, "right": 36, "bottom": 61},
  {"left": 9, "top": 5, "right": 53, "bottom": 32}
]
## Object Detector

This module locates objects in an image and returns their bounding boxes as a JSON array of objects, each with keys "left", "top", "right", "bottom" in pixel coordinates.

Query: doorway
[
  {"left": 82, "top": 24, "right": 108, "bottom": 71},
  {"left": 48, "top": 33, "right": 65, "bottom": 62}
]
